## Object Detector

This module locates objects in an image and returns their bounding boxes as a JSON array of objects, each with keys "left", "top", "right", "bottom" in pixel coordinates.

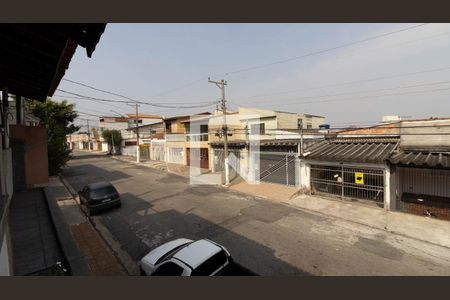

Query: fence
[
  {"left": 122, "top": 146, "right": 137, "bottom": 157},
  {"left": 310, "top": 164, "right": 384, "bottom": 206},
  {"left": 167, "top": 147, "right": 184, "bottom": 164},
  {"left": 150, "top": 141, "right": 165, "bottom": 161},
  {"left": 213, "top": 149, "right": 241, "bottom": 181}
]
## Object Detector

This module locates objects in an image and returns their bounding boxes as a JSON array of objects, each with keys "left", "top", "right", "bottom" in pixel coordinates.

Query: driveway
[{"left": 62, "top": 150, "right": 450, "bottom": 275}]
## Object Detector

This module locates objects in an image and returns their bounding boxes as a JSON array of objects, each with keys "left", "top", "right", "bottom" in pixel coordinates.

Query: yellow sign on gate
[{"left": 355, "top": 172, "right": 364, "bottom": 185}]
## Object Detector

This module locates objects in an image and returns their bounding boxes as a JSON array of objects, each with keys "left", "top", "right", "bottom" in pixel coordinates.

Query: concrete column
[
  {"left": 384, "top": 162, "right": 396, "bottom": 211},
  {"left": 299, "top": 160, "right": 311, "bottom": 192},
  {"left": 2, "top": 88, "right": 9, "bottom": 149},
  {"left": 15, "top": 95, "right": 23, "bottom": 125},
  {"left": 384, "top": 162, "right": 397, "bottom": 211}
]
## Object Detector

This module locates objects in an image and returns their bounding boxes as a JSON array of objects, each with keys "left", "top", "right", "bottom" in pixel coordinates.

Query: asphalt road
[{"left": 63, "top": 150, "right": 450, "bottom": 276}]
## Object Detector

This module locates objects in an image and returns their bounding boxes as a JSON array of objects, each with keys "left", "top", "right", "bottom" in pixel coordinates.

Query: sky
[{"left": 53, "top": 23, "right": 450, "bottom": 129}]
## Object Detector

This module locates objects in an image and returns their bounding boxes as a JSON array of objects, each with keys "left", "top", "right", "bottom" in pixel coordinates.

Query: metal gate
[
  {"left": 252, "top": 152, "right": 297, "bottom": 186},
  {"left": 139, "top": 144, "right": 150, "bottom": 160},
  {"left": 150, "top": 141, "right": 165, "bottom": 161},
  {"left": 213, "top": 149, "right": 241, "bottom": 180},
  {"left": 310, "top": 165, "right": 384, "bottom": 205}
]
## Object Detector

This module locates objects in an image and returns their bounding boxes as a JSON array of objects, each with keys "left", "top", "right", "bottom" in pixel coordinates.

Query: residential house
[
  {"left": 127, "top": 121, "right": 165, "bottom": 161},
  {"left": 300, "top": 116, "right": 450, "bottom": 221},
  {"left": 181, "top": 113, "right": 212, "bottom": 169},
  {"left": 164, "top": 115, "right": 190, "bottom": 165},
  {"left": 209, "top": 107, "right": 326, "bottom": 186},
  {"left": 164, "top": 112, "right": 211, "bottom": 166}
]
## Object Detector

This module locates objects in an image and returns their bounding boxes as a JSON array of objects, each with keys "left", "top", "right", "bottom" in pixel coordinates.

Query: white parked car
[{"left": 139, "top": 238, "right": 233, "bottom": 276}]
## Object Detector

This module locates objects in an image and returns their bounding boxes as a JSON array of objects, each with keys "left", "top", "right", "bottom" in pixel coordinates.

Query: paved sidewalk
[
  {"left": 110, "top": 155, "right": 167, "bottom": 171},
  {"left": 9, "top": 189, "right": 65, "bottom": 275},
  {"left": 285, "top": 194, "right": 450, "bottom": 249},
  {"left": 229, "top": 179, "right": 299, "bottom": 202},
  {"left": 46, "top": 177, "right": 126, "bottom": 275}
]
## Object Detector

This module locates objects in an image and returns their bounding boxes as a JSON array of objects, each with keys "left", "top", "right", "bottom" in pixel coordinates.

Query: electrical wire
[
  {"left": 234, "top": 79, "right": 450, "bottom": 106},
  {"left": 235, "top": 65, "right": 450, "bottom": 100},
  {"left": 217, "top": 24, "right": 429, "bottom": 76}
]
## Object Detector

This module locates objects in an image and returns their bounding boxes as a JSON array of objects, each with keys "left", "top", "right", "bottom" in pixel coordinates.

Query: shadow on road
[
  {"left": 62, "top": 164, "right": 132, "bottom": 191},
  {"left": 98, "top": 192, "right": 311, "bottom": 276}
]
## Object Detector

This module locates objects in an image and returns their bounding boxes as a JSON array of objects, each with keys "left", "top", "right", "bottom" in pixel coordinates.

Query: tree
[
  {"left": 101, "top": 129, "right": 122, "bottom": 154},
  {"left": 31, "top": 99, "right": 79, "bottom": 175}
]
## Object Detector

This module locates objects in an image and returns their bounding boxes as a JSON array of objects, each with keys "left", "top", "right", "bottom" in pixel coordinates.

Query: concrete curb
[
  {"left": 43, "top": 187, "right": 92, "bottom": 276},
  {"left": 59, "top": 174, "right": 136, "bottom": 275}
]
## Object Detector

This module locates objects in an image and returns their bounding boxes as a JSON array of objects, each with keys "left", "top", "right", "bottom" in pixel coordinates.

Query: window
[
  {"left": 191, "top": 251, "right": 227, "bottom": 276},
  {"left": 90, "top": 185, "right": 118, "bottom": 199},
  {"left": 298, "top": 119, "right": 303, "bottom": 129},
  {"left": 307, "top": 123, "right": 313, "bottom": 129},
  {"left": 152, "top": 262, "right": 184, "bottom": 276},
  {"left": 250, "top": 123, "right": 265, "bottom": 135}
]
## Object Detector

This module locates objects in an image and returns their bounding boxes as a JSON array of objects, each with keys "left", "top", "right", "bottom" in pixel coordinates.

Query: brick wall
[{"left": 400, "top": 193, "right": 450, "bottom": 221}]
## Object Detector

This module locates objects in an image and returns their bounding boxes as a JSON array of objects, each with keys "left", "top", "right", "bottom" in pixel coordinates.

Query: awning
[
  {"left": 303, "top": 137, "right": 399, "bottom": 164},
  {"left": 390, "top": 151, "right": 450, "bottom": 168}
]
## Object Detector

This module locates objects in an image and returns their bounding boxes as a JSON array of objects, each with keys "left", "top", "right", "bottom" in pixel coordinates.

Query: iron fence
[{"left": 310, "top": 164, "right": 384, "bottom": 205}]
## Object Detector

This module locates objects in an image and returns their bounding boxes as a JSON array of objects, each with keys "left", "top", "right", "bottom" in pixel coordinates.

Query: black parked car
[{"left": 78, "top": 181, "right": 121, "bottom": 215}]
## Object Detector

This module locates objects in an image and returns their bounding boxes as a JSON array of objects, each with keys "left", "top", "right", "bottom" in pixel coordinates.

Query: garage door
[{"left": 252, "top": 152, "right": 297, "bottom": 186}]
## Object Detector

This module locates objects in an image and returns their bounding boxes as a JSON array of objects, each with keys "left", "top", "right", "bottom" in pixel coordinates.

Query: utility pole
[
  {"left": 111, "top": 132, "right": 115, "bottom": 155},
  {"left": 87, "top": 119, "right": 91, "bottom": 152},
  {"left": 127, "top": 103, "right": 140, "bottom": 163},
  {"left": 208, "top": 78, "right": 229, "bottom": 185}
]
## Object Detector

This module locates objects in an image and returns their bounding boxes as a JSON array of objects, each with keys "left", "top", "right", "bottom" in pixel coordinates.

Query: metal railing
[
  {"left": 310, "top": 164, "right": 384, "bottom": 205},
  {"left": 186, "top": 133, "right": 208, "bottom": 142},
  {"left": 166, "top": 133, "right": 185, "bottom": 142}
]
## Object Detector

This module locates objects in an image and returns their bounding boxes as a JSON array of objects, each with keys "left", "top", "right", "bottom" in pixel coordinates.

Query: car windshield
[{"left": 90, "top": 185, "right": 117, "bottom": 199}]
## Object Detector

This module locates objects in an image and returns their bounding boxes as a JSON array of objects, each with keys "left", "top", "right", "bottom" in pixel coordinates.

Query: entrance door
[{"left": 187, "top": 148, "right": 209, "bottom": 169}]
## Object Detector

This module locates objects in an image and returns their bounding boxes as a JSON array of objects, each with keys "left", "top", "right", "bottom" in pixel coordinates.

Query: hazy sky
[{"left": 55, "top": 23, "right": 450, "bottom": 129}]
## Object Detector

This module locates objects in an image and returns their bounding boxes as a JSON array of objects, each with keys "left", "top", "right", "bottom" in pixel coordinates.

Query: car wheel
[{"left": 139, "top": 266, "right": 146, "bottom": 276}]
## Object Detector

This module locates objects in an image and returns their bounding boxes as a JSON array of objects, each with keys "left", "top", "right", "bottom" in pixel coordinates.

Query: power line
[
  {"left": 235, "top": 79, "right": 450, "bottom": 106},
  {"left": 60, "top": 79, "right": 215, "bottom": 105},
  {"left": 56, "top": 89, "right": 218, "bottom": 109},
  {"left": 125, "top": 24, "right": 431, "bottom": 102},
  {"left": 243, "top": 85, "right": 450, "bottom": 108},
  {"left": 218, "top": 24, "right": 429, "bottom": 76},
  {"left": 62, "top": 78, "right": 137, "bottom": 102},
  {"left": 235, "top": 65, "right": 450, "bottom": 100}
]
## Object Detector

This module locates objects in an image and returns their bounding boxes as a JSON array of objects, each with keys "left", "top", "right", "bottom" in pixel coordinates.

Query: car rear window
[
  {"left": 152, "top": 262, "right": 184, "bottom": 276},
  {"left": 191, "top": 250, "right": 227, "bottom": 276},
  {"left": 90, "top": 185, "right": 118, "bottom": 199}
]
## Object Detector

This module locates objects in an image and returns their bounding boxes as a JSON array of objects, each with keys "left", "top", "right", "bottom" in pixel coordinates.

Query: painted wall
[
  {"left": 0, "top": 222, "right": 11, "bottom": 275},
  {"left": 400, "top": 120, "right": 450, "bottom": 151},
  {"left": 10, "top": 125, "right": 48, "bottom": 188}
]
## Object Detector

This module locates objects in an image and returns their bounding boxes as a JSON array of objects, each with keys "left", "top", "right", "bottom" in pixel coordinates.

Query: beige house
[{"left": 209, "top": 107, "right": 326, "bottom": 185}]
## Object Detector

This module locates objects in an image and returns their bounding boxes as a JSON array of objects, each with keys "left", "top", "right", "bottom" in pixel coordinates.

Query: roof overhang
[
  {"left": 302, "top": 137, "right": 399, "bottom": 164},
  {"left": 0, "top": 24, "right": 106, "bottom": 101}
]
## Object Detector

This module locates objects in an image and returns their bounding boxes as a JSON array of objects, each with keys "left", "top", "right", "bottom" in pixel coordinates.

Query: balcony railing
[
  {"left": 186, "top": 133, "right": 208, "bottom": 142},
  {"left": 166, "top": 133, "right": 185, "bottom": 142}
]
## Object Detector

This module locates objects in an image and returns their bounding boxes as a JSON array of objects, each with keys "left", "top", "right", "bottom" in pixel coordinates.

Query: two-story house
[{"left": 209, "top": 107, "right": 326, "bottom": 186}]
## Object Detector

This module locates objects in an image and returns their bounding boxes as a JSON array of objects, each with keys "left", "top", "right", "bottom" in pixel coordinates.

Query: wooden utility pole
[
  {"left": 208, "top": 78, "right": 229, "bottom": 185},
  {"left": 87, "top": 119, "right": 91, "bottom": 151},
  {"left": 127, "top": 103, "right": 140, "bottom": 163}
]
